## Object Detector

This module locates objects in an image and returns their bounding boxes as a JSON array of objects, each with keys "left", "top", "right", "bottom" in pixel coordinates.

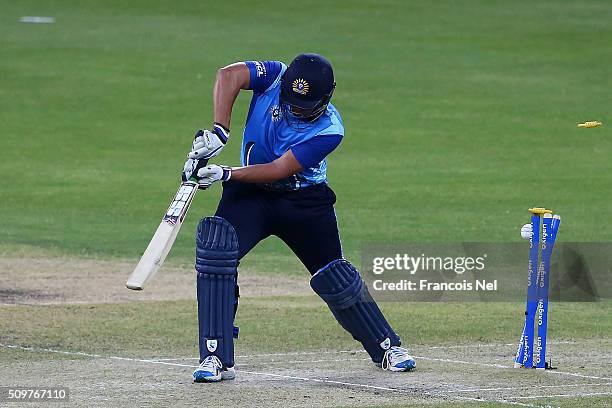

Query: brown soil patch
[{"left": 0, "top": 258, "right": 311, "bottom": 305}]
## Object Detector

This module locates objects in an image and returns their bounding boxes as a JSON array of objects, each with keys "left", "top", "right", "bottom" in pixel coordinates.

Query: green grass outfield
[{"left": 1, "top": 0, "right": 611, "bottom": 270}]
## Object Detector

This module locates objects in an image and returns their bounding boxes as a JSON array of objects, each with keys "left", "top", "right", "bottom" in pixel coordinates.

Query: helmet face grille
[{"left": 282, "top": 84, "right": 335, "bottom": 122}]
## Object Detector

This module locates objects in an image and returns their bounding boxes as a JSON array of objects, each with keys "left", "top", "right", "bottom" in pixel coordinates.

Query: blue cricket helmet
[{"left": 280, "top": 53, "right": 336, "bottom": 121}]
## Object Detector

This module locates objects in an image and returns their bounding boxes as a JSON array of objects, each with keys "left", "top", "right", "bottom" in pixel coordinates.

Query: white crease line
[
  {"left": 418, "top": 341, "right": 575, "bottom": 350},
  {"left": 0, "top": 344, "right": 103, "bottom": 358},
  {"left": 4, "top": 343, "right": 606, "bottom": 406},
  {"left": 155, "top": 340, "right": 577, "bottom": 361},
  {"left": 0, "top": 344, "right": 196, "bottom": 369},
  {"left": 547, "top": 370, "right": 612, "bottom": 381},
  {"left": 154, "top": 357, "right": 202, "bottom": 361},
  {"left": 456, "top": 382, "right": 612, "bottom": 393},
  {"left": 237, "top": 357, "right": 371, "bottom": 366},
  {"left": 155, "top": 357, "right": 204, "bottom": 361},
  {"left": 156, "top": 349, "right": 367, "bottom": 361},
  {"left": 239, "top": 370, "right": 401, "bottom": 392},
  {"left": 415, "top": 355, "right": 612, "bottom": 381},
  {"left": 108, "top": 356, "right": 197, "bottom": 369},
  {"left": 156, "top": 352, "right": 612, "bottom": 382},
  {"left": 237, "top": 353, "right": 611, "bottom": 396},
  {"left": 158, "top": 353, "right": 612, "bottom": 386},
  {"left": 0, "top": 343, "right": 535, "bottom": 407},
  {"left": 512, "top": 391, "right": 612, "bottom": 399},
  {"left": 451, "top": 396, "right": 535, "bottom": 407},
  {"left": 241, "top": 353, "right": 612, "bottom": 383},
  {"left": 236, "top": 370, "right": 536, "bottom": 407},
  {"left": 414, "top": 355, "right": 512, "bottom": 369},
  {"left": 239, "top": 349, "right": 364, "bottom": 357}
]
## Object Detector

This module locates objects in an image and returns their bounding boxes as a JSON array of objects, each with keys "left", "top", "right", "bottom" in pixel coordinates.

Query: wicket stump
[{"left": 514, "top": 208, "right": 561, "bottom": 369}]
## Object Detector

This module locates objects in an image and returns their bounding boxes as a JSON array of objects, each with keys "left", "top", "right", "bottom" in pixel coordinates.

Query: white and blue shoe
[
  {"left": 193, "top": 355, "right": 236, "bottom": 382},
  {"left": 381, "top": 346, "right": 416, "bottom": 372}
]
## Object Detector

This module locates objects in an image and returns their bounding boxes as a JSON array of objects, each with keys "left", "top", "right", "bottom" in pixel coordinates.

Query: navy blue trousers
[{"left": 215, "top": 182, "right": 342, "bottom": 275}]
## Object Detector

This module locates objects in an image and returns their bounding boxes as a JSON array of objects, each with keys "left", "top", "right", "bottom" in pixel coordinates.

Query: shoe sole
[
  {"left": 387, "top": 366, "right": 415, "bottom": 372},
  {"left": 386, "top": 362, "right": 416, "bottom": 372},
  {"left": 194, "top": 375, "right": 221, "bottom": 383},
  {"left": 193, "top": 368, "right": 235, "bottom": 383}
]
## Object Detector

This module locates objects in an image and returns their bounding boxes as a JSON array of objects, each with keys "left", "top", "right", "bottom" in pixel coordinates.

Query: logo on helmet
[{"left": 292, "top": 78, "right": 309, "bottom": 95}]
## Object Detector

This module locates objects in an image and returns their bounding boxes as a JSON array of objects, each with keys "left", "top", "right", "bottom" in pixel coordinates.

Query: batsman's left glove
[
  {"left": 188, "top": 123, "right": 229, "bottom": 160},
  {"left": 182, "top": 158, "right": 201, "bottom": 182}
]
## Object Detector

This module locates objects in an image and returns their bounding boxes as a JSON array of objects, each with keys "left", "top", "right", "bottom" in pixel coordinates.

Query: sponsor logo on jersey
[
  {"left": 253, "top": 61, "right": 266, "bottom": 77},
  {"left": 270, "top": 105, "right": 282, "bottom": 122}
]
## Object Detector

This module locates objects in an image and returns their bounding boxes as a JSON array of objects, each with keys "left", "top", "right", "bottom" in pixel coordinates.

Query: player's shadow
[{"left": 551, "top": 245, "right": 600, "bottom": 302}]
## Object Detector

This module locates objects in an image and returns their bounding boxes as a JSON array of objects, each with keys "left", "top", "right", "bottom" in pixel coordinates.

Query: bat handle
[{"left": 190, "top": 158, "right": 209, "bottom": 189}]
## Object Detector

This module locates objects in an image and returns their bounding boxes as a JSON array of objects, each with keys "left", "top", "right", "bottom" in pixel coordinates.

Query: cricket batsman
[{"left": 182, "top": 53, "right": 416, "bottom": 382}]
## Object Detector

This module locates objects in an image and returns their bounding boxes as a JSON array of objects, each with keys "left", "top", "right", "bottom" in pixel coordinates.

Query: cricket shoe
[
  {"left": 193, "top": 355, "right": 236, "bottom": 382},
  {"left": 381, "top": 346, "right": 416, "bottom": 372}
]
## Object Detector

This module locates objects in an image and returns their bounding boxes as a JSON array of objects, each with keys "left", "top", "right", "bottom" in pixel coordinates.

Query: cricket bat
[{"left": 126, "top": 161, "right": 207, "bottom": 290}]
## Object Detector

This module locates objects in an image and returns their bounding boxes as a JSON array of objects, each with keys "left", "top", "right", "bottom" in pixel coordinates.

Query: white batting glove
[
  {"left": 520, "top": 223, "right": 533, "bottom": 240},
  {"left": 196, "top": 164, "right": 232, "bottom": 188},
  {"left": 181, "top": 158, "right": 199, "bottom": 181},
  {"left": 188, "top": 124, "right": 229, "bottom": 160}
]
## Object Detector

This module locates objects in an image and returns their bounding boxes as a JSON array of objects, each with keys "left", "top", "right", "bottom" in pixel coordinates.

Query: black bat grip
[
  {"left": 191, "top": 158, "right": 209, "bottom": 189},
  {"left": 194, "top": 158, "right": 209, "bottom": 173}
]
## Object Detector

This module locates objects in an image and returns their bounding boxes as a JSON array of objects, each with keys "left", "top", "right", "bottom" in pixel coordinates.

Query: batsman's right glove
[{"left": 195, "top": 164, "right": 232, "bottom": 189}]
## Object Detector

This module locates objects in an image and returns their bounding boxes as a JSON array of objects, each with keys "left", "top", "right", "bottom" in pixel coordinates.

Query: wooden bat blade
[
  {"left": 126, "top": 182, "right": 199, "bottom": 290},
  {"left": 126, "top": 220, "right": 179, "bottom": 290}
]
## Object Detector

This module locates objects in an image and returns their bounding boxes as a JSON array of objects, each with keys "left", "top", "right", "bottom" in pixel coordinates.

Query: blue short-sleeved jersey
[{"left": 241, "top": 61, "right": 344, "bottom": 190}]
